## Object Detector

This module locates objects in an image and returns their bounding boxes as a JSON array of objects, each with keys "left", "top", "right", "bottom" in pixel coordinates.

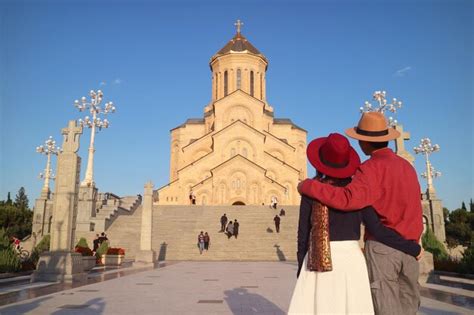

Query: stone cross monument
[
  {"left": 394, "top": 125, "right": 415, "bottom": 165},
  {"left": 32, "top": 120, "right": 86, "bottom": 282},
  {"left": 134, "top": 181, "right": 156, "bottom": 265}
]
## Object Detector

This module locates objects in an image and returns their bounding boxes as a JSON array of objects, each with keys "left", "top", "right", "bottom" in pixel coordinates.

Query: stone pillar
[
  {"left": 419, "top": 251, "right": 435, "bottom": 283},
  {"left": 134, "top": 181, "right": 156, "bottom": 265},
  {"left": 32, "top": 120, "right": 85, "bottom": 283},
  {"left": 76, "top": 186, "right": 98, "bottom": 232},
  {"left": 32, "top": 193, "right": 49, "bottom": 237}
]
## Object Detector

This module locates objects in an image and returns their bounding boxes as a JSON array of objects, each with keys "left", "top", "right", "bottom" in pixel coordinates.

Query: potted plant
[
  {"left": 75, "top": 237, "right": 96, "bottom": 271},
  {"left": 101, "top": 247, "right": 125, "bottom": 266}
]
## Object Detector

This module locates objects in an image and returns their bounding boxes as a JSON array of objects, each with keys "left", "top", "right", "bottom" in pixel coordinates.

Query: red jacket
[{"left": 300, "top": 148, "right": 423, "bottom": 241}]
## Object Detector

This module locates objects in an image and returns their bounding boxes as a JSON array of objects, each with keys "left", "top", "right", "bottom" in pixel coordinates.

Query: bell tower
[{"left": 209, "top": 20, "right": 268, "bottom": 102}]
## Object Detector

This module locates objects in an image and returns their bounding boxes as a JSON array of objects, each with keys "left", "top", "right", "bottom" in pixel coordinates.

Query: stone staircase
[
  {"left": 103, "top": 205, "right": 299, "bottom": 261},
  {"left": 90, "top": 195, "right": 142, "bottom": 232}
]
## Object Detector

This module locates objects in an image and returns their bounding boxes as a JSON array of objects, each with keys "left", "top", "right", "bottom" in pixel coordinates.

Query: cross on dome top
[{"left": 234, "top": 19, "right": 243, "bottom": 34}]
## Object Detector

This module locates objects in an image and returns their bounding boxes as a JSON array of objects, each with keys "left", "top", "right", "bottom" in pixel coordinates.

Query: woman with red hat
[{"left": 288, "top": 133, "right": 421, "bottom": 315}]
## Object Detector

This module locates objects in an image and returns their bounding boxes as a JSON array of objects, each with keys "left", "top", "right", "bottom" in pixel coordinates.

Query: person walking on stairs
[
  {"left": 226, "top": 221, "right": 234, "bottom": 239},
  {"left": 197, "top": 231, "right": 205, "bottom": 254},
  {"left": 220, "top": 213, "right": 228, "bottom": 232},
  {"left": 233, "top": 219, "right": 240, "bottom": 239},
  {"left": 274, "top": 215, "right": 281, "bottom": 233},
  {"left": 204, "top": 232, "right": 210, "bottom": 250}
]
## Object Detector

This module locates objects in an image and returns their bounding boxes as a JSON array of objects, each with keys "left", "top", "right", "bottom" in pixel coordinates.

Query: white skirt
[{"left": 288, "top": 241, "right": 374, "bottom": 315}]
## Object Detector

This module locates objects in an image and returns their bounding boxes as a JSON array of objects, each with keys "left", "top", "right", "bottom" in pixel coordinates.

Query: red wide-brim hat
[{"left": 307, "top": 133, "right": 361, "bottom": 179}]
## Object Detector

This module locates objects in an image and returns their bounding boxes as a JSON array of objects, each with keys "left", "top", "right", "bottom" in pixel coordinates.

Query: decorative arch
[
  {"left": 266, "top": 168, "right": 278, "bottom": 181},
  {"left": 196, "top": 189, "right": 211, "bottom": 205},
  {"left": 223, "top": 137, "right": 257, "bottom": 161},
  {"left": 268, "top": 149, "right": 286, "bottom": 162},
  {"left": 265, "top": 189, "right": 282, "bottom": 206},
  {"left": 223, "top": 105, "right": 254, "bottom": 127}
]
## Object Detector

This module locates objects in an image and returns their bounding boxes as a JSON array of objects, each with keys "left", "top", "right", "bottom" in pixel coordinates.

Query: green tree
[
  {"left": 14, "top": 187, "right": 29, "bottom": 211},
  {"left": 470, "top": 198, "right": 473, "bottom": 213},
  {"left": 0, "top": 203, "right": 32, "bottom": 240},
  {"left": 6, "top": 193, "right": 12, "bottom": 206},
  {"left": 461, "top": 201, "right": 467, "bottom": 210},
  {"left": 443, "top": 207, "right": 449, "bottom": 224}
]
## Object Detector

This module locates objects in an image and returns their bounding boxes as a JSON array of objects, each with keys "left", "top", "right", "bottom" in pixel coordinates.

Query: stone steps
[{"left": 103, "top": 205, "right": 299, "bottom": 261}]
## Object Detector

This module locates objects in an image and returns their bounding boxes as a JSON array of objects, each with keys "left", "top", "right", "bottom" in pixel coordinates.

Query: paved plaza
[{"left": 0, "top": 261, "right": 473, "bottom": 314}]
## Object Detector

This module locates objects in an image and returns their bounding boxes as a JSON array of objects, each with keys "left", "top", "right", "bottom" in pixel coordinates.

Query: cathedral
[{"left": 156, "top": 22, "right": 307, "bottom": 206}]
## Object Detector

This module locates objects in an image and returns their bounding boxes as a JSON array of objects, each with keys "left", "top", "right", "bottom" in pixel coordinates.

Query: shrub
[
  {"left": 0, "top": 246, "right": 21, "bottom": 273},
  {"left": 422, "top": 228, "right": 448, "bottom": 260},
  {"left": 0, "top": 229, "right": 21, "bottom": 273},
  {"left": 30, "top": 235, "right": 50, "bottom": 267},
  {"left": 460, "top": 243, "right": 474, "bottom": 274},
  {"left": 106, "top": 248, "right": 125, "bottom": 255},
  {"left": 76, "top": 237, "right": 89, "bottom": 249},
  {"left": 75, "top": 246, "right": 94, "bottom": 256},
  {"left": 95, "top": 241, "right": 109, "bottom": 263}
]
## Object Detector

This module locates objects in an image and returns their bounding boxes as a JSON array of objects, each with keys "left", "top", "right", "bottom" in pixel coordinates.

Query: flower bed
[
  {"left": 75, "top": 246, "right": 94, "bottom": 256},
  {"left": 101, "top": 248, "right": 125, "bottom": 266}
]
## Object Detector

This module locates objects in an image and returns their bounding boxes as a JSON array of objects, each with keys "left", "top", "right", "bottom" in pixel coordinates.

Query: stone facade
[
  {"left": 421, "top": 191, "right": 446, "bottom": 243},
  {"left": 157, "top": 30, "right": 307, "bottom": 206}
]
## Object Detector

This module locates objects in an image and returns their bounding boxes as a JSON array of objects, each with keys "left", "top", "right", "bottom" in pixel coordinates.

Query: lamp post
[
  {"left": 414, "top": 138, "right": 440, "bottom": 195},
  {"left": 359, "top": 90, "right": 403, "bottom": 126},
  {"left": 74, "top": 90, "right": 115, "bottom": 187},
  {"left": 36, "top": 136, "right": 62, "bottom": 197}
]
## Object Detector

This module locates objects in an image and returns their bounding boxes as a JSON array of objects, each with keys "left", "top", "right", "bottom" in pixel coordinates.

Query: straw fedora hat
[
  {"left": 307, "top": 133, "right": 361, "bottom": 179},
  {"left": 345, "top": 112, "right": 400, "bottom": 142}
]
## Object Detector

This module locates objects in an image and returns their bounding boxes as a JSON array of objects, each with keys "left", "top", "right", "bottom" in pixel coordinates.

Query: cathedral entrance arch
[{"left": 232, "top": 201, "right": 245, "bottom": 206}]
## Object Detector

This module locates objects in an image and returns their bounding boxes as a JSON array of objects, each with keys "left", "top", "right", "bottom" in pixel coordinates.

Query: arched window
[
  {"left": 236, "top": 69, "right": 241, "bottom": 89},
  {"left": 250, "top": 71, "right": 254, "bottom": 96},
  {"left": 224, "top": 71, "right": 228, "bottom": 96},
  {"left": 236, "top": 179, "right": 241, "bottom": 188}
]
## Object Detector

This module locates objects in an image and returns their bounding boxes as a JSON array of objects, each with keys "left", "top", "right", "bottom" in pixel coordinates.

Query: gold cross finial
[{"left": 234, "top": 19, "right": 243, "bottom": 34}]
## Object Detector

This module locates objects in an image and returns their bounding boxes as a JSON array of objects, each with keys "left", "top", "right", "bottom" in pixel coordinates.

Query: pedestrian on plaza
[
  {"left": 197, "top": 231, "right": 205, "bottom": 254},
  {"left": 270, "top": 196, "right": 276, "bottom": 209},
  {"left": 273, "top": 196, "right": 278, "bottom": 209},
  {"left": 295, "top": 117, "right": 424, "bottom": 314},
  {"left": 274, "top": 215, "right": 281, "bottom": 233},
  {"left": 279, "top": 208, "right": 286, "bottom": 216},
  {"left": 220, "top": 213, "right": 228, "bottom": 232},
  {"left": 204, "top": 232, "right": 210, "bottom": 250},
  {"left": 226, "top": 221, "right": 234, "bottom": 239},
  {"left": 289, "top": 133, "right": 422, "bottom": 314},
  {"left": 92, "top": 234, "right": 100, "bottom": 252},
  {"left": 98, "top": 232, "right": 108, "bottom": 245},
  {"left": 233, "top": 219, "right": 239, "bottom": 239}
]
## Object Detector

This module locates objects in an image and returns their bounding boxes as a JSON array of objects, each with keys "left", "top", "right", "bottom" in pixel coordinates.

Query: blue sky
[{"left": 1, "top": 0, "right": 472, "bottom": 210}]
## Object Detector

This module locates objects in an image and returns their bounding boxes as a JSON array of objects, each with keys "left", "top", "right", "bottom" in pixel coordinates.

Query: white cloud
[
  {"left": 99, "top": 81, "right": 107, "bottom": 86},
  {"left": 394, "top": 66, "right": 412, "bottom": 77},
  {"left": 113, "top": 78, "right": 122, "bottom": 85}
]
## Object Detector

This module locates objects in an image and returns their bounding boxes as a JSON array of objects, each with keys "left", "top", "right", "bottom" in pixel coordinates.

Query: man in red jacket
[{"left": 298, "top": 112, "right": 423, "bottom": 315}]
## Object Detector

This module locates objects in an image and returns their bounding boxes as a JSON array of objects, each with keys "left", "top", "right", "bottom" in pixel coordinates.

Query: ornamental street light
[
  {"left": 359, "top": 90, "right": 403, "bottom": 127},
  {"left": 414, "top": 137, "right": 440, "bottom": 194},
  {"left": 421, "top": 165, "right": 441, "bottom": 180},
  {"left": 74, "top": 89, "right": 116, "bottom": 187},
  {"left": 36, "top": 136, "right": 62, "bottom": 196}
]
